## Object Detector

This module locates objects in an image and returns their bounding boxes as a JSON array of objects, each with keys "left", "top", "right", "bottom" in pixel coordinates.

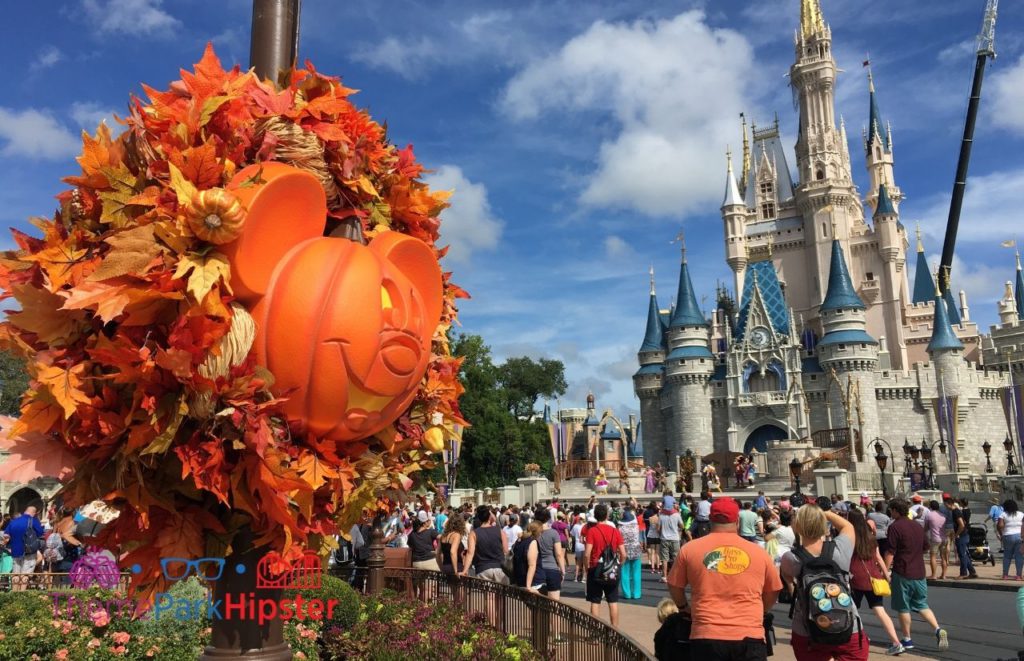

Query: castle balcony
[
  {"left": 858, "top": 277, "right": 880, "bottom": 304},
  {"left": 737, "top": 391, "right": 789, "bottom": 407}
]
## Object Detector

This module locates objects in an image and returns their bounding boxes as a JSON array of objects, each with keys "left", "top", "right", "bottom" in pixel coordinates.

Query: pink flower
[
  {"left": 145, "top": 646, "right": 160, "bottom": 658},
  {"left": 295, "top": 653, "right": 307, "bottom": 660},
  {"left": 89, "top": 609, "right": 110, "bottom": 627},
  {"left": 55, "top": 650, "right": 69, "bottom": 661},
  {"left": 111, "top": 645, "right": 127, "bottom": 656},
  {"left": 87, "top": 638, "right": 102, "bottom": 650},
  {"left": 111, "top": 631, "right": 131, "bottom": 645},
  {"left": 300, "top": 628, "right": 317, "bottom": 640}
]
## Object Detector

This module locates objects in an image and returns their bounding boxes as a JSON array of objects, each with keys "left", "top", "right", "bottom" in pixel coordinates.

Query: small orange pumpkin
[{"left": 187, "top": 189, "right": 246, "bottom": 244}]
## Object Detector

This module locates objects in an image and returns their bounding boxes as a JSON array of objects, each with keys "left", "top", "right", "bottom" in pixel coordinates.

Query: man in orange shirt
[{"left": 668, "top": 497, "right": 782, "bottom": 660}]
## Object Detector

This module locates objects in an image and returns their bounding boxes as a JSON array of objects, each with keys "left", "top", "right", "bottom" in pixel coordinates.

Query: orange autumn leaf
[
  {"left": 35, "top": 363, "right": 92, "bottom": 419},
  {"left": 60, "top": 281, "right": 132, "bottom": 323}
]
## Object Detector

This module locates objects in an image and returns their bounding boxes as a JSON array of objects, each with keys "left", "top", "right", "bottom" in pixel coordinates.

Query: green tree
[
  {"left": 498, "top": 356, "right": 567, "bottom": 420},
  {"left": 0, "top": 350, "right": 28, "bottom": 416},
  {"left": 448, "top": 334, "right": 566, "bottom": 489}
]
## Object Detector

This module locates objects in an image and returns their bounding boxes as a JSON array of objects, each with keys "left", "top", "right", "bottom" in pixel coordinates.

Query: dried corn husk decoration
[
  {"left": 255, "top": 116, "right": 341, "bottom": 209},
  {"left": 189, "top": 303, "right": 256, "bottom": 418}
]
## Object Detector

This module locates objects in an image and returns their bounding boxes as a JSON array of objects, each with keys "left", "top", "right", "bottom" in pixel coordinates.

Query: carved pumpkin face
[{"left": 224, "top": 162, "right": 443, "bottom": 441}]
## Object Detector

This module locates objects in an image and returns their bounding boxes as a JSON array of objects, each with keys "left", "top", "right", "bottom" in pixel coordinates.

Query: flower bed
[
  {"left": 0, "top": 575, "right": 540, "bottom": 660},
  {"left": 321, "top": 590, "right": 541, "bottom": 661}
]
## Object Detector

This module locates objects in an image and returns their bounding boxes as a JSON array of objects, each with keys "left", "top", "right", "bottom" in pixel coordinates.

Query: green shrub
[{"left": 285, "top": 573, "right": 360, "bottom": 630}]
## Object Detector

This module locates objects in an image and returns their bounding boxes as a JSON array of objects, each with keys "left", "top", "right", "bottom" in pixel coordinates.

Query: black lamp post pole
[{"left": 250, "top": 0, "right": 301, "bottom": 84}]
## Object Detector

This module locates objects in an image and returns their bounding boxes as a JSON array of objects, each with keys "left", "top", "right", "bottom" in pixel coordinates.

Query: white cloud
[
  {"left": 991, "top": 55, "right": 1024, "bottom": 135},
  {"left": 352, "top": 37, "right": 439, "bottom": 79},
  {"left": 423, "top": 165, "right": 503, "bottom": 263},
  {"left": 70, "top": 101, "right": 118, "bottom": 132},
  {"left": 29, "top": 46, "right": 62, "bottom": 72},
  {"left": 603, "top": 235, "right": 635, "bottom": 259},
  {"left": 916, "top": 167, "right": 1024, "bottom": 244},
  {"left": 501, "top": 11, "right": 756, "bottom": 217},
  {"left": 81, "top": 0, "right": 180, "bottom": 36},
  {"left": 0, "top": 108, "right": 78, "bottom": 160}
]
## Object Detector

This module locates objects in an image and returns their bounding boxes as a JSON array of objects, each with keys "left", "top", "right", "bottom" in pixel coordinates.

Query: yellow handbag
[{"left": 862, "top": 559, "right": 891, "bottom": 596}]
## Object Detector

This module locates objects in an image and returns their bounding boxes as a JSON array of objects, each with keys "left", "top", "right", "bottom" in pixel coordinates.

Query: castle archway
[
  {"left": 743, "top": 424, "right": 788, "bottom": 454},
  {"left": 6, "top": 486, "right": 43, "bottom": 516}
]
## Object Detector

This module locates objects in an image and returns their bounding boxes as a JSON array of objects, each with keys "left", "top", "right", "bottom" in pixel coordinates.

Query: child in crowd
[{"left": 653, "top": 598, "right": 691, "bottom": 661}]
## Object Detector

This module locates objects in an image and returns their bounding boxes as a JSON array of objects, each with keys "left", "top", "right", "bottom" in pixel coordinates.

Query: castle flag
[
  {"left": 1001, "top": 385, "right": 1024, "bottom": 462},
  {"left": 934, "top": 396, "right": 959, "bottom": 471}
]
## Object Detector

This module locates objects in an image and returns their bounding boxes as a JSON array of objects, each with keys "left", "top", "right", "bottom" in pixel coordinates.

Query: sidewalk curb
[{"left": 927, "top": 578, "right": 1021, "bottom": 592}]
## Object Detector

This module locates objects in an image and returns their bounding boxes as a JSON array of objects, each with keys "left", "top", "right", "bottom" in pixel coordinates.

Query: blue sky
[{"left": 2, "top": 1, "right": 1024, "bottom": 421}]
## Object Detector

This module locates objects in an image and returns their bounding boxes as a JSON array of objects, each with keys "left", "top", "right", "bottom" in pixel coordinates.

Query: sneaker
[
  {"left": 937, "top": 628, "right": 949, "bottom": 650},
  {"left": 885, "top": 642, "right": 905, "bottom": 656},
  {"left": 900, "top": 638, "right": 915, "bottom": 650}
]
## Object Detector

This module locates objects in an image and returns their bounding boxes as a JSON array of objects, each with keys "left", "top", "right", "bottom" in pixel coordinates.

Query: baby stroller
[{"left": 969, "top": 522, "right": 996, "bottom": 566}]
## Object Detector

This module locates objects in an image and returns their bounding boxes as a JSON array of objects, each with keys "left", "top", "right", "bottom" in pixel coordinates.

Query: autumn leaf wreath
[{"left": 0, "top": 45, "right": 467, "bottom": 603}]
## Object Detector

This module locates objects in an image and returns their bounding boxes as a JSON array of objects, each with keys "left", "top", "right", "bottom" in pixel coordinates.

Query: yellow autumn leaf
[
  {"left": 141, "top": 397, "right": 188, "bottom": 456},
  {"left": 36, "top": 363, "right": 92, "bottom": 419},
  {"left": 9, "top": 285, "right": 85, "bottom": 346},
  {"left": 168, "top": 162, "right": 198, "bottom": 208},
  {"left": 173, "top": 251, "right": 232, "bottom": 301}
]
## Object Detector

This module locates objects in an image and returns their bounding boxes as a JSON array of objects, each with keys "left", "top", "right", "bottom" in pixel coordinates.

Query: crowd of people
[
  {"left": 338, "top": 488, "right": 1024, "bottom": 660},
  {"left": 0, "top": 505, "right": 82, "bottom": 590}
]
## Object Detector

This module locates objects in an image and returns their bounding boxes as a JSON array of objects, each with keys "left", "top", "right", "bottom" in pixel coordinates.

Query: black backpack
[
  {"left": 22, "top": 523, "right": 41, "bottom": 555},
  {"left": 593, "top": 525, "right": 621, "bottom": 583},
  {"left": 791, "top": 542, "right": 856, "bottom": 646}
]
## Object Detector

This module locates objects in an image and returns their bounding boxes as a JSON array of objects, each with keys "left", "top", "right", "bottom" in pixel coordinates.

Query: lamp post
[
  {"left": 1005, "top": 435, "right": 1020, "bottom": 476},
  {"left": 874, "top": 441, "right": 890, "bottom": 500},
  {"left": 982, "top": 440, "right": 994, "bottom": 473},
  {"left": 789, "top": 457, "right": 803, "bottom": 495}
]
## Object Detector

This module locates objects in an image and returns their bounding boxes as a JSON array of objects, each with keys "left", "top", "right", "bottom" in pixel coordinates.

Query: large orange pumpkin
[{"left": 223, "top": 162, "right": 443, "bottom": 442}]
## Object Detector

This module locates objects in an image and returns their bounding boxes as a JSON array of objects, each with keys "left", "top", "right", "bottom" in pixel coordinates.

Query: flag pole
[{"left": 250, "top": 0, "right": 301, "bottom": 84}]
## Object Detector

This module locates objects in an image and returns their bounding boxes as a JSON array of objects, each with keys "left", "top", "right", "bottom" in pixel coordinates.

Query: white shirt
[
  {"left": 1001, "top": 511, "right": 1024, "bottom": 536},
  {"left": 503, "top": 524, "right": 522, "bottom": 548},
  {"left": 910, "top": 504, "right": 926, "bottom": 523},
  {"left": 773, "top": 526, "right": 796, "bottom": 559}
]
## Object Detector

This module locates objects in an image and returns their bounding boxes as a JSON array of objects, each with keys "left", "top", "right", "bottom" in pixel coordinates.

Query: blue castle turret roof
[
  {"left": 874, "top": 183, "right": 896, "bottom": 217},
  {"left": 1016, "top": 254, "right": 1024, "bottom": 320},
  {"left": 820, "top": 239, "right": 866, "bottom": 313},
  {"left": 927, "top": 292, "right": 963, "bottom": 353},
  {"left": 912, "top": 247, "right": 934, "bottom": 304},
  {"left": 669, "top": 257, "right": 707, "bottom": 328},
  {"left": 866, "top": 74, "right": 889, "bottom": 153},
  {"left": 640, "top": 292, "right": 665, "bottom": 352}
]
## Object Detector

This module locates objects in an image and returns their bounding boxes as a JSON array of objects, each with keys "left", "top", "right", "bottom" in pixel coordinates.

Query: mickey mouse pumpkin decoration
[{"left": 224, "top": 161, "right": 444, "bottom": 441}]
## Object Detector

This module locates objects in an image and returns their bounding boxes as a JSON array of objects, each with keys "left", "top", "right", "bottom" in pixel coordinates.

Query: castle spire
[
  {"left": 740, "top": 113, "right": 751, "bottom": 193},
  {"left": 927, "top": 287, "right": 963, "bottom": 353},
  {"left": 722, "top": 149, "right": 744, "bottom": 207},
  {"left": 912, "top": 225, "right": 935, "bottom": 304},
  {"left": 669, "top": 234, "right": 707, "bottom": 328},
  {"left": 820, "top": 239, "right": 865, "bottom": 313},
  {"left": 873, "top": 183, "right": 896, "bottom": 218},
  {"left": 640, "top": 276, "right": 665, "bottom": 352},
  {"left": 1015, "top": 249, "right": 1024, "bottom": 320},
  {"left": 866, "top": 68, "right": 888, "bottom": 154},
  {"left": 800, "top": 0, "right": 826, "bottom": 39}
]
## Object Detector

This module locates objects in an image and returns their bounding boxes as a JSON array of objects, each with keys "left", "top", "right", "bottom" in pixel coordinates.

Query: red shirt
[{"left": 586, "top": 522, "right": 623, "bottom": 569}]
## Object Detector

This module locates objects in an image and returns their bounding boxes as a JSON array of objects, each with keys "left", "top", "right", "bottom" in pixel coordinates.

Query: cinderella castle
[{"left": 629, "top": 0, "right": 1024, "bottom": 479}]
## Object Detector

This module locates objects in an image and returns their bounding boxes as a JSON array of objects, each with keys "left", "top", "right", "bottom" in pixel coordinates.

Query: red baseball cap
[
  {"left": 710, "top": 497, "right": 740, "bottom": 523},
  {"left": 911, "top": 494, "right": 923, "bottom": 503}
]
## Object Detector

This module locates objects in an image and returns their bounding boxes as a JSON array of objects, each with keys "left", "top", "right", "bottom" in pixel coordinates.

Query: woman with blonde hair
[{"left": 781, "top": 504, "right": 870, "bottom": 660}]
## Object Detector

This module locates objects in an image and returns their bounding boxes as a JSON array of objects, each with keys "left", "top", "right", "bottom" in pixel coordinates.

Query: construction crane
[{"left": 938, "top": 0, "right": 999, "bottom": 295}]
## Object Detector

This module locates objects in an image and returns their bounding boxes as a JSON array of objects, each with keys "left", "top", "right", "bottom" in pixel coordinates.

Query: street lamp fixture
[
  {"left": 873, "top": 438, "right": 893, "bottom": 499},
  {"left": 789, "top": 457, "right": 803, "bottom": 495},
  {"left": 982, "top": 440, "right": 994, "bottom": 474},
  {"left": 1004, "top": 435, "right": 1019, "bottom": 476}
]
